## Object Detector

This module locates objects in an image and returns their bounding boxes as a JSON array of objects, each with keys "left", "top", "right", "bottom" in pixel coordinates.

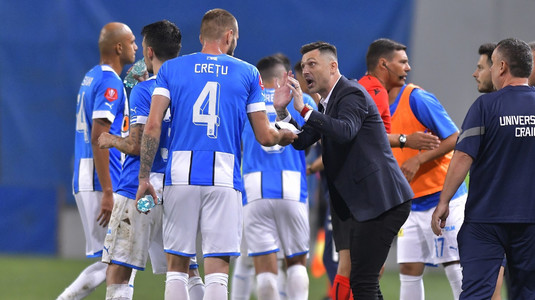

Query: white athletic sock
[
  {"left": 277, "top": 260, "right": 287, "bottom": 300},
  {"left": 286, "top": 265, "right": 308, "bottom": 300},
  {"left": 230, "top": 256, "right": 255, "bottom": 300},
  {"left": 128, "top": 269, "right": 137, "bottom": 287},
  {"left": 203, "top": 273, "right": 228, "bottom": 300},
  {"left": 444, "top": 263, "right": 463, "bottom": 300},
  {"left": 106, "top": 284, "right": 133, "bottom": 300},
  {"left": 256, "top": 272, "right": 280, "bottom": 300},
  {"left": 127, "top": 269, "right": 137, "bottom": 299},
  {"left": 188, "top": 275, "right": 205, "bottom": 300},
  {"left": 165, "top": 272, "right": 189, "bottom": 300},
  {"left": 399, "top": 274, "right": 424, "bottom": 300},
  {"left": 57, "top": 261, "right": 107, "bottom": 299}
]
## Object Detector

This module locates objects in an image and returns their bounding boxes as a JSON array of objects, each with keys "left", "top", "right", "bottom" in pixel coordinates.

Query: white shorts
[
  {"left": 163, "top": 185, "right": 243, "bottom": 257},
  {"left": 244, "top": 199, "right": 309, "bottom": 258},
  {"left": 102, "top": 173, "right": 167, "bottom": 273},
  {"left": 74, "top": 191, "right": 107, "bottom": 257},
  {"left": 397, "top": 194, "right": 466, "bottom": 265},
  {"left": 238, "top": 227, "right": 285, "bottom": 263},
  {"left": 102, "top": 194, "right": 167, "bottom": 273}
]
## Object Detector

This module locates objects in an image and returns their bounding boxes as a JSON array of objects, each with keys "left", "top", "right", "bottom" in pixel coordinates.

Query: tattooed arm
[
  {"left": 98, "top": 123, "right": 144, "bottom": 155},
  {"left": 136, "top": 95, "right": 169, "bottom": 201}
]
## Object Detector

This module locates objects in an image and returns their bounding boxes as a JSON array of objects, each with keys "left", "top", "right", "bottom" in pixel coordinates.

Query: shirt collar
[{"left": 319, "top": 75, "right": 342, "bottom": 111}]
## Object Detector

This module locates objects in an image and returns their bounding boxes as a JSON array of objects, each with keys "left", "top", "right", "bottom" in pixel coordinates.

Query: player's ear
[
  {"left": 500, "top": 60, "right": 508, "bottom": 76},
  {"left": 379, "top": 58, "right": 388, "bottom": 69},
  {"left": 330, "top": 60, "right": 338, "bottom": 74},
  {"left": 115, "top": 42, "right": 122, "bottom": 56},
  {"left": 225, "top": 29, "right": 233, "bottom": 46},
  {"left": 147, "top": 46, "right": 154, "bottom": 60}
]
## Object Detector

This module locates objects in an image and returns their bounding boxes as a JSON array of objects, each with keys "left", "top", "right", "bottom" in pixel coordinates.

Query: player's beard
[{"left": 227, "top": 38, "right": 236, "bottom": 56}]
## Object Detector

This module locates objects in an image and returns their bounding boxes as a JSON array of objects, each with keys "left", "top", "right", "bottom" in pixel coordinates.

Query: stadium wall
[
  {"left": 0, "top": 0, "right": 413, "bottom": 255},
  {"left": 5, "top": 0, "right": 535, "bottom": 256}
]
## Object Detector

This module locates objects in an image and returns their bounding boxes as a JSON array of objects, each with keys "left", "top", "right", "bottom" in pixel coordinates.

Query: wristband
[{"left": 300, "top": 104, "right": 312, "bottom": 118}]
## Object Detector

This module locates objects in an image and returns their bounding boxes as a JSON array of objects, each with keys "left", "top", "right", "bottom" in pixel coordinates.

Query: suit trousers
[{"left": 331, "top": 197, "right": 410, "bottom": 300}]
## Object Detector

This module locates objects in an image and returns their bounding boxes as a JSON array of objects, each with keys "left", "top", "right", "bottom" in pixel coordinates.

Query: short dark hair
[
  {"left": 141, "top": 20, "right": 181, "bottom": 61},
  {"left": 478, "top": 43, "right": 496, "bottom": 66},
  {"left": 272, "top": 53, "right": 291, "bottom": 72},
  {"left": 200, "top": 8, "right": 237, "bottom": 41},
  {"left": 256, "top": 56, "right": 285, "bottom": 82},
  {"left": 294, "top": 61, "right": 303, "bottom": 74},
  {"left": 300, "top": 41, "right": 337, "bottom": 60},
  {"left": 366, "top": 38, "right": 406, "bottom": 71},
  {"left": 528, "top": 41, "right": 535, "bottom": 51},
  {"left": 495, "top": 38, "right": 532, "bottom": 78}
]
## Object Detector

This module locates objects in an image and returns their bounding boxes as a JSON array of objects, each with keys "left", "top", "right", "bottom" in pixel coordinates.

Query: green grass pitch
[{"left": 0, "top": 255, "right": 495, "bottom": 299}]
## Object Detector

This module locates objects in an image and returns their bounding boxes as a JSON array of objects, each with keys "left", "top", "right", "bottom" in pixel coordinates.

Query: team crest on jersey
[
  {"left": 259, "top": 76, "right": 264, "bottom": 90},
  {"left": 104, "top": 88, "right": 118, "bottom": 102}
]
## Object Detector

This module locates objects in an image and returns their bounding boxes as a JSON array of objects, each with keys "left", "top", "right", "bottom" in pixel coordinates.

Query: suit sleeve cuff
[{"left": 304, "top": 110, "right": 312, "bottom": 121}]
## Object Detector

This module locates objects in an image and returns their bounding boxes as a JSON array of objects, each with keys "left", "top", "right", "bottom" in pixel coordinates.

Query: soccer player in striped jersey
[
  {"left": 135, "top": 9, "right": 296, "bottom": 300},
  {"left": 97, "top": 20, "right": 204, "bottom": 300},
  {"left": 60, "top": 22, "right": 136, "bottom": 300},
  {"left": 239, "top": 55, "right": 316, "bottom": 300}
]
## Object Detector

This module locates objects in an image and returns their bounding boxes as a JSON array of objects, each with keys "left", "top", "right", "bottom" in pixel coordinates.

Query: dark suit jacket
[{"left": 292, "top": 76, "right": 413, "bottom": 221}]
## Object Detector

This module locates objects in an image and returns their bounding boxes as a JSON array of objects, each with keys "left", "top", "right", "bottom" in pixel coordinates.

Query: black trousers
[{"left": 331, "top": 198, "right": 411, "bottom": 300}]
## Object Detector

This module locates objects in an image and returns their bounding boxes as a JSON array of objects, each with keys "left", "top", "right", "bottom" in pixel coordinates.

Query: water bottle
[
  {"left": 124, "top": 58, "right": 147, "bottom": 88},
  {"left": 136, "top": 195, "right": 161, "bottom": 213}
]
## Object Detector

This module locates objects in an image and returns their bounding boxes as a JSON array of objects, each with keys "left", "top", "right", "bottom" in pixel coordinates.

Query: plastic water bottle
[
  {"left": 124, "top": 58, "right": 147, "bottom": 88},
  {"left": 136, "top": 195, "right": 161, "bottom": 213}
]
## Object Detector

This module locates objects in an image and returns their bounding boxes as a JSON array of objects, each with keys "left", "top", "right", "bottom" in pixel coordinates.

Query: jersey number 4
[
  {"left": 193, "top": 81, "right": 221, "bottom": 139},
  {"left": 76, "top": 92, "right": 89, "bottom": 143}
]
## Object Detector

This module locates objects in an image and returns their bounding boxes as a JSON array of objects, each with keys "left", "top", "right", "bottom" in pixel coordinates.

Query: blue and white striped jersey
[
  {"left": 116, "top": 76, "right": 170, "bottom": 199},
  {"left": 73, "top": 65, "right": 128, "bottom": 193},
  {"left": 154, "top": 53, "right": 266, "bottom": 192},
  {"left": 242, "top": 89, "right": 317, "bottom": 204}
]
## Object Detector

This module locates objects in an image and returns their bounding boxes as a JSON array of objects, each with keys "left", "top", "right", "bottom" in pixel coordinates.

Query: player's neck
[
  {"left": 201, "top": 40, "right": 227, "bottom": 55},
  {"left": 368, "top": 72, "right": 388, "bottom": 90},
  {"left": 502, "top": 76, "right": 529, "bottom": 88},
  {"left": 100, "top": 57, "right": 123, "bottom": 76},
  {"left": 152, "top": 60, "right": 164, "bottom": 75},
  {"left": 264, "top": 79, "right": 276, "bottom": 89}
]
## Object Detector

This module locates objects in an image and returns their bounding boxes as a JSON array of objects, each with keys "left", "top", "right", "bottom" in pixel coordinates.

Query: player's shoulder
[
  {"left": 217, "top": 55, "right": 257, "bottom": 73},
  {"left": 130, "top": 77, "right": 154, "bottom": 102},
  {"left": 132, "top": 76, "right": 156, "bottom": 93},
  {"left": 410, "top": 85, "right": 442, "bottom": 106},
  {"left": 225, "top": 55, "right": 252, "bottom": 65},
  {"left": 97, "top": 65, "right": 122, "bottom": 85}
]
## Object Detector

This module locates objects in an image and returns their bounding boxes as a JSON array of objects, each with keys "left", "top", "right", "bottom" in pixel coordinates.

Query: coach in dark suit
[{"left": 274, "top": 41, "right": 413, "bottom": 299}]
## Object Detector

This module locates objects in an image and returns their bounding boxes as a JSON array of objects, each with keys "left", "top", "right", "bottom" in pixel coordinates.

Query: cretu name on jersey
[{"left": 194, "top": 63, "right": 228, "bottom": 76}]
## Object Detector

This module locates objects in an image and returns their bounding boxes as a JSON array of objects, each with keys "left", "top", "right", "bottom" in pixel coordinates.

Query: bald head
[{"left": 99, "top": 22, "right": 133, "bottom": 55}]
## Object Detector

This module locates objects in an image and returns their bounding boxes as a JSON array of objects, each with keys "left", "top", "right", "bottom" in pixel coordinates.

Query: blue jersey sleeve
[
  {"left": 154, "top": 61, "right": 171, "bottom": 98},
  {"left": 409, "top": 89, "right": 459, "bottom": 139},
  {"left": 455, "top": 96, "right": 484, "bottom": 159},
  {"left": 92, "top": 75, "right": 125, "bottom": 123},
  {"left": 129, "top": 80, "right": 153, "bottom": 125},
  {"left": 246, "top": 67, "right": 266, "bottom": 111}
]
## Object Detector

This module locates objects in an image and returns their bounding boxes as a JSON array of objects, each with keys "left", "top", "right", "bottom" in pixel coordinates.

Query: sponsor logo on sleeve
[
  {"left": 259, "top": 76, "right": 264, "bottom": 90},
  {"left": 104, "top": 88, "right": 118, "bottom": 102}
]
